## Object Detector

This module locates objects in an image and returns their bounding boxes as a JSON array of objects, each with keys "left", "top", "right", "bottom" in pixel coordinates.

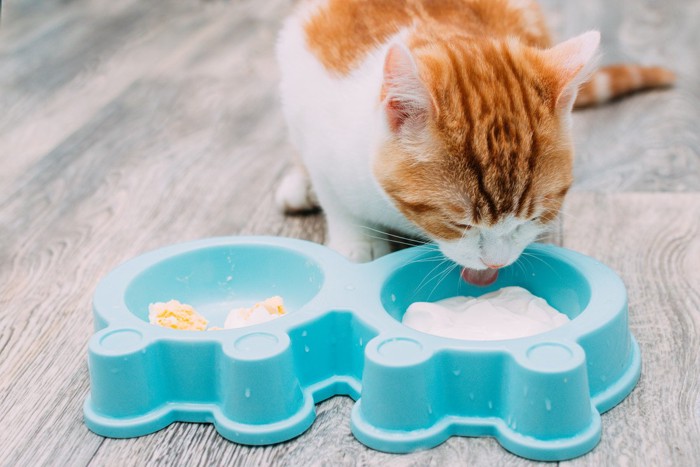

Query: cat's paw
[
  {"left": 275, "top": 167, "right": 319, "bottom": 214},
  {"left": 328, "top": 236, "right": 392, "bottom": 263}
]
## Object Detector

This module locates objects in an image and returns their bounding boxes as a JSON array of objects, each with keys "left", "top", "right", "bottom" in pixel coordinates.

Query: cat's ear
[
  {"left": 542, "top": 31, "right": 600, "bottom": 111},
  {"left": 381, "top": 43, "right": 435, "bottom": 132}
]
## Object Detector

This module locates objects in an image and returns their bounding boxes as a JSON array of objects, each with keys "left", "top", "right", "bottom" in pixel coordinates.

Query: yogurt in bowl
[{"left": 402, "top": 286, "right": 570, "bottom": 341}]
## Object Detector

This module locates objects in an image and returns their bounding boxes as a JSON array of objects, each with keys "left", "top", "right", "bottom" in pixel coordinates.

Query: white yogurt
[{"left": 402, "top": 286, "right": 569, "bottom": 341}]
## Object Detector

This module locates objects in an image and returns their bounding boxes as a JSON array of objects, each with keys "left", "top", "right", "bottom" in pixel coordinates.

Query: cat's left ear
[
  {"left": 381, "top": 43, "right": 435, "bottom": 133},
  {"left": 542, "top": 31, "right": 600, "bottom": 111}
]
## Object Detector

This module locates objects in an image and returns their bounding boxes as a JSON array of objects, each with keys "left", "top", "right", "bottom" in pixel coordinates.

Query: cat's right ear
[
  {"left": 381, "top": 44, "right": 435, "bottom": 133},
  {"left": 542, "top": 31, "right": 601, "bottom": 112}
]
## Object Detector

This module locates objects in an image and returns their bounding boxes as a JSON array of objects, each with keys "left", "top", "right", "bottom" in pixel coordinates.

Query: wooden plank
[
  {"left": 541, "top": 0, "right": 700, "bottom": 192},
  {"left": 562, "top": 193, "right": 700, "bottom": 467},
  {"left": 1, "top": 0, "right": 698, "bottom": 466},
  {"left": 0, "top": 1, "right": 297, "bottom": 464}
]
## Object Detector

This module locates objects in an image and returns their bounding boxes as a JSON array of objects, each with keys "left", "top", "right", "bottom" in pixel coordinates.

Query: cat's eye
[{"left": 530, "top": 216, "right": 541, "bottom": 223}]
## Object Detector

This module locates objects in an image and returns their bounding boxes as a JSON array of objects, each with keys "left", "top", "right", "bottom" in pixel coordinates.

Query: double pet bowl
[{"left": 83, "top": 236, "right": 640, "bottom": 461}]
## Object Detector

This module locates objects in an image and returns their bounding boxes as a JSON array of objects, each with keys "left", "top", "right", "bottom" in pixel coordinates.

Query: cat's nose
[
  {"left": 480, "top": 234, "right": 511, "bottom": 268},
  {"left": 481, "top": 260, "right": 504, "bottom": 269}
]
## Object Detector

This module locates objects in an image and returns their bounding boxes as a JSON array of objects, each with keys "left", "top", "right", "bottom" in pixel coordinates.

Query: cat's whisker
[
  {"left": 413, "top": 258, "right": 451, "bottom": 297},
  {"left": 360, "top": 233, "right": 429, "bottom": 248},
  {"left": 406, "top": 256, "right": 449, "bottom": 265},
  {"left": 425, "top": 267, "right": 450, "bottom": 299},
  {"left": 521, "top": 252, "right": 544, "bottom": 273},
  {"left": 518, "top": 254, "right": 535, "bottom": 276},
  {"left": 357, "top": 230, "right": 432, "bottom": 249},
  {"left": 458, "top": 226, "right": 472, "bottom": 245},
  {"left": 537, "top": 196, "right": 582, "bottom": 223},
  {"left": 554, "top": 209, "right": 581, "bottom": 223},
  {"left": 513, "top": 255, "right": 528, "bottom": 276},
  {"left": 355, "top": 224, "right": 436, "bottom": 252},
  {"left": 519, "top": 260, "right": 529, "bottom": 277},
  {"left": 402, "top": 257, "right": 449, "bottom": 270},
  {"left": 363, "top": 229, "right": 430, "bottom": 249},
  {"left": 414, "top": 258, "right": 463, "bottom": 301},
  {"left": 520, "top": 251, "right": 562, "bottom": 279},
  {"left": 534, "top": 230, "right": 555, "bottom": 242},
  {"left": 357, "top": 224, "right": 430, "bottom": 245},
  {"left": 456, "top": 262, "right": 464, "bottom": 291},
  {"left": 427, "top": 262, "right": 460, "bottom": 299}
]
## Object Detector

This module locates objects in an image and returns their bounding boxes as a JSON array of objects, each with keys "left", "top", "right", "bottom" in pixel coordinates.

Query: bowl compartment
[
  {"left": 380, "top": 246, "right": 592, "bottom": 325},
  {"left": 122, "top": 245, "right": 324, "bottom": 327}
]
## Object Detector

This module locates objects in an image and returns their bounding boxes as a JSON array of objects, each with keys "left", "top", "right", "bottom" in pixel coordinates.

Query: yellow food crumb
[{"left": 148, "top": 300, "right": 208, "bottom": 331}]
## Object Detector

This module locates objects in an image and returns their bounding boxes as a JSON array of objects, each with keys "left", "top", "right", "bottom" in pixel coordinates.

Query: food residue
[
  {"left": 148, "top": 299, "right": 208, "bottom": 331},
  {"left": 224, "top": 296, "right": 287, "bottom": 329},
  {"left": 148, "top": 296, "right": 287, "bottom": 331}
]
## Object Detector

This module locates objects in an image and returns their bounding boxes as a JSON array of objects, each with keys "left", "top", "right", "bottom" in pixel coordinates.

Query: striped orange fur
[
  {"left": 372, "top": 35, "right": 575, "bottom": 238},
  {"left": 284, "top": 0, "right": 674, "bottom": 270},
  {"left": 575, "top": 64, "right": 676, "bottom": 108},
  {"left": 302, "top": 0, "right": 673, "bottom": 239},
  {"left": 305, "top": 0, "right": 552, "bottom": 76},
  {"left": 303, "top": 0, "right": 599, "bottom": 237}
]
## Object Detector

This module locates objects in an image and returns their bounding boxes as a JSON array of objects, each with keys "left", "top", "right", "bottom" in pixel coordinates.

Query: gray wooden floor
[{"left": 1, "top": 0, "right": 698, "bottom": 466}]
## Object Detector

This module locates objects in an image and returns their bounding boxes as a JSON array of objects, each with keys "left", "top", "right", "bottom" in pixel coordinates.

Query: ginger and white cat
[{"left": 275, "top": 0, "right": 673, "bottom": 285}]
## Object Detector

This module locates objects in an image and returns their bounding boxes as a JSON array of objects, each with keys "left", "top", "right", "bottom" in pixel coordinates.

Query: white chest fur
[{"left": 276, "top": 11, "right": 422, "bottom": 258}]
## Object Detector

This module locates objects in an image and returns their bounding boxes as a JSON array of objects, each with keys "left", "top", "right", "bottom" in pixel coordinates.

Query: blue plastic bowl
[{"left": 84, "top": 236, "right": 640, "bottom": 461}]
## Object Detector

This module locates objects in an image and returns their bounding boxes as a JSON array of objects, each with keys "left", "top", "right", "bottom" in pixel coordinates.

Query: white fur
[
  {"left": 277, "top": 7, "right": 422, "bottom": 262},
  {"left": 438, "top": 216, "right": 543, "bottom": 269},
  {"left": 275, "top": 165, "right": 318, "bottom": 213},
  {"left": 276, "top": 5, "right": 549, "bottom": 268}
]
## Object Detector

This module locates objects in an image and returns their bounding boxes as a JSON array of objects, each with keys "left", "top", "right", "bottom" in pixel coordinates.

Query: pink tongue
[{"left": 461, "top": 268, "right": 499, "bottom": 286}]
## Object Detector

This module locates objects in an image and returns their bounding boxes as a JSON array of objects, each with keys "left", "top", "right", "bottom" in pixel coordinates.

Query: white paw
[
  {"left": 275, "top": 167, "right": 319, "bottom": 214},
  {"left": 327, "top": 236, "right": 391, "bottom": 263}
]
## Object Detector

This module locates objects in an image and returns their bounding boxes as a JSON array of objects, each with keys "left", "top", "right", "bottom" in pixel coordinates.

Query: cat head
[{"left": 374, "top": 31, "right": 599, "bottom": 281}]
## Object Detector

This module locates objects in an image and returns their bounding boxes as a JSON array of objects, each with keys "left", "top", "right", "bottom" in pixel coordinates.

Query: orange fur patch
[
  {"left": 373, "top": 36, "right": 573, "bottom": 238},
  {"left": 575, "top": 64, "right": 676, "bottom": 108},
  {"left": 297, "top": 0, "right": 672, "bottom": 243},
  {"left": 304, "top": 0, "right": 551, "bottom": 76},
  {"left": 302, "top": 0, "right": 577, "bottom": 240}
]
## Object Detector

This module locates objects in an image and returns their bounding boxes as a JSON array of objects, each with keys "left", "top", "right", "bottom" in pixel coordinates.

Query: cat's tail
[{"left": 574, "top": 64, "right": 675, "bottom": 108}]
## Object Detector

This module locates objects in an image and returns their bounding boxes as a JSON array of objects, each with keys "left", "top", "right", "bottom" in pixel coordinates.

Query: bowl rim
[{"left": 92, "top": 236, "right": 627, "bottom": 350}]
